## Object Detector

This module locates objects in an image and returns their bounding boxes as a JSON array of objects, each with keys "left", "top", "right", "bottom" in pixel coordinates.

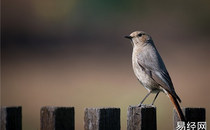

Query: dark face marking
[{"left": 138, "top": 33, "right": 143, "bottom": 37}]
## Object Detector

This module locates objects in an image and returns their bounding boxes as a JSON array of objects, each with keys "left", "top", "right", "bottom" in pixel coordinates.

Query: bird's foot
[
  {"left": 149, "top": 104, "right": 155, "bottom": 107},
  {"left": 138, "top": 103, "right": 146, "bottom": 107},
  {"left": 138, "top": 104, "right": 154, "bottom": 107}
]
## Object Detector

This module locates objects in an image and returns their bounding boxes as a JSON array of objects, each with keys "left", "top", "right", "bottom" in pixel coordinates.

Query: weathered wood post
[
  {"left": 84, "top": 107, "right": 120, "bottom": 130},
  {"left": 0, "top": 106, "right": 22, "bottom": 130},
  {"left": 127, "top": 105, "right": 156, "bottom": 130},
  {"left": 40, "top": 106, "right": 74, "bottom": 130},
  {"left": 173, "top": 107, "right": 206, "bottom": 130}
]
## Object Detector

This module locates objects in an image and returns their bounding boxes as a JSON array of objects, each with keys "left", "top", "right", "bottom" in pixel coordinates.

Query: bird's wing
[{"left": 137, "top": 49, "right": 181, "bottom": 102}]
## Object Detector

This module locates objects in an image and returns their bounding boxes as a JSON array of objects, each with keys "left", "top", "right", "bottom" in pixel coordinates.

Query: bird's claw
[{"left": 138, "top": 103, "right": 146, "bottom": 107}]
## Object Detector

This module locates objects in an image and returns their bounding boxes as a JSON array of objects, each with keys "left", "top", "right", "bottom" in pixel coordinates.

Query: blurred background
[{"left": 1, "top": 0, "right": 210, "bottom": 129}]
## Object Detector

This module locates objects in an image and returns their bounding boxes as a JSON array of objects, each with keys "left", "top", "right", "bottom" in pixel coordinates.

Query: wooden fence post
[
  {"left": 84, "top": 107, "right": 120, "bottom": 130},
  {"left": 173, "top": 107, "right": 206, "bottom": 130},
  {"left": 127, "top": 105, "right": 156, "bottom": 130},
  {"left": 0, "top": 106, "right": 22, "bottom": 130},
  {"left": 40, "top": 106, "right": 74, "bottom": 130}
]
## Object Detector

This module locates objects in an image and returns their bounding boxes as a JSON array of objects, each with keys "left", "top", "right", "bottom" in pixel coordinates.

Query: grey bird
[{"left": 125, "top": 31, "right": 186, "bottom": 121}]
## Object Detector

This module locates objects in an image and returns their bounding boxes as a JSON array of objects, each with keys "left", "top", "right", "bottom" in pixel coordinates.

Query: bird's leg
[
  {"left": 138, "top": 91, "right": 152, "bottom": 107},
  {"left": 151, "top": 91, "right": 160, "bottom": 105}
]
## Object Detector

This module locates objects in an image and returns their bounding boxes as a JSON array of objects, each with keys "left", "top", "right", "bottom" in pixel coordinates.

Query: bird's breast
[{"left": 132, "top": 51, "right": 160, "bottom": 92}]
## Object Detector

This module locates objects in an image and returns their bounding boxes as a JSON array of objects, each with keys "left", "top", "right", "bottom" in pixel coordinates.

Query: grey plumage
[
  {"left": 136, "top": 39, "right": 181, "bottom": 102},
  {"left": 125, "top": 31, "right": 185, "bottom": 121}
]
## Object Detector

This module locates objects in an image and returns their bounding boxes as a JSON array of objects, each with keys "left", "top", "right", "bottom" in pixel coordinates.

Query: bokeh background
[{"left": 1, "top": 0, "right": 210, "bottom": 129}]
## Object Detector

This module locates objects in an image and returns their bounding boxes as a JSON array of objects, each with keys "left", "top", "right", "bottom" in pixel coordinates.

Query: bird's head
[{"left": 125, "top": 31, "right": 153, "bottom": 47}]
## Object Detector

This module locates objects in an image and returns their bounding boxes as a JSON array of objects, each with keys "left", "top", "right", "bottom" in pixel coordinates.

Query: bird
[{"left": 124, "top": 31, "right": 186, "bottom": 121}]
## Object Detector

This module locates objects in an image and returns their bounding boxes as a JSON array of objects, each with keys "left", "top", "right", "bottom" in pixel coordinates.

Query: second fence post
[
  {"left": 127, "top": 105, "right": 157, "bottom": 130},
  {"left": 84, "top": 107, "right": 120, "bottom": 130},
  {"left": 40, "top": 106, "right": 74, "bottom": 130}
]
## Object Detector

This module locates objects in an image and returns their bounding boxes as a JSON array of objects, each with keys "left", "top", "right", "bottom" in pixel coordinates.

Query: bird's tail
[{"left": 168, "top": 93, "right": 186, "bottom": 121}]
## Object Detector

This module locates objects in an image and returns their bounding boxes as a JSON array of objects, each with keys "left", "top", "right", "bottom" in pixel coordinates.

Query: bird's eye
[{"left": 138, "top": 33, "right": 143, "bottom": 37}]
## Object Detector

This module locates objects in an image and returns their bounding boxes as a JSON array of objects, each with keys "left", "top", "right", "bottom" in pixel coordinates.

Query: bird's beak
[{"left": 124, "top": 36, "right": 132, "bottom": 40}]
